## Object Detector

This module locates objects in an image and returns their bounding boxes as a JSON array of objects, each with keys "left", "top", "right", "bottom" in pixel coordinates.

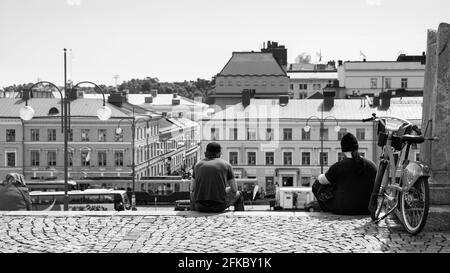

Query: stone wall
[{"left": 421, "top": 23, "right": 450, "bottom": 204}]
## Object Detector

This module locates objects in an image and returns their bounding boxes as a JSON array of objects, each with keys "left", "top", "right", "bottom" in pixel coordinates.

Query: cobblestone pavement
[{"left": 1, "top": 211, "right": 450, "bottom": 253}]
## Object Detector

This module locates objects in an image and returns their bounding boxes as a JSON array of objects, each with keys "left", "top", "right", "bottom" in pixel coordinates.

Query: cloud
[
  {"left": 67, "top": 0, "right": 81, "bottom": 6},
  {"left": 366, "top": 0, "right": 382, "bottom": 6}
]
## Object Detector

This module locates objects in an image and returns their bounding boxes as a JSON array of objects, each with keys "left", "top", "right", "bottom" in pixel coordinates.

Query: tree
[{"left": 295, "top": 53, "right": 312, "bottom": 64}]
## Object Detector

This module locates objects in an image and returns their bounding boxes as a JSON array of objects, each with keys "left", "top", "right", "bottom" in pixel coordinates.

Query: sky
[{"left": 0, "top": 0, "right": 449, "bottom": 87}]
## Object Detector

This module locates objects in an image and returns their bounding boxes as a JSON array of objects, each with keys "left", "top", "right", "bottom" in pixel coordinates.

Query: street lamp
[
  {"left": 303, "top": 103, "right": 340, "bottom": 174},
  {"left": 19, "top": 48, "right": 111, "bottom": 211},
  {"left": 116, "top": 107, "right": 152, "bottom": 211}
]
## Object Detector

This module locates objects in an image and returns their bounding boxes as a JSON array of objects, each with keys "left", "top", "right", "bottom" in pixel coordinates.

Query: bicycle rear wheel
[
  {"left": 370, "top": 161, "right": 388, "bottom": 221},
  {"left": 400, "top": 177, "right": 429, "bottom": 235}
]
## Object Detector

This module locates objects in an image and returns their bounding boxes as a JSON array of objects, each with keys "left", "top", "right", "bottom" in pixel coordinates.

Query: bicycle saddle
[{"left": 401, "top": 134, "right": 424, "bottom": 144}]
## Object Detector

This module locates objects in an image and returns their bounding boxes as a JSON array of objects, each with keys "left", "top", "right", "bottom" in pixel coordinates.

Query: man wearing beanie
[
  {"left": 190, "top": 142, "right": 245, "bottom": 212},
  {"left": 312, "top": 133, "right": 377, "bottom": 215}
]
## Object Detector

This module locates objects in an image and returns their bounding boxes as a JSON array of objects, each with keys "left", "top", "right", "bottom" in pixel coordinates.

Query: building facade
[
  {"left": 287, "top": 71, "right": 338, "bottom": 99},
  {"left": 200, "top": 96, "right": 422, "bottom": 195},
  {"left": 337, "top": 54, "right": 426, "bottom": 98}
]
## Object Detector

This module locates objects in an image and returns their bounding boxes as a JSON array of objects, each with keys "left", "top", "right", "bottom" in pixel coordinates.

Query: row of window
[
  {"left": 218, "top": 80, "right": 286, "bottom": 87},
  {"left": 4, "top": 126, "right": 158, "bottom": 143},
  {"left": 370, "top": 77, "right": 408, "bottom": 89},
  {"left": 28, "top": 150, "right": 125, "bottom": 167},
  {"left": 290, "top": 83, "right": 327, "bottom": 91},
  {"left": 228, "top": 151, "right": 366, "bottom": 166},
  {"left": 211, "top": 128, "right": 366, "bottom": 141}
]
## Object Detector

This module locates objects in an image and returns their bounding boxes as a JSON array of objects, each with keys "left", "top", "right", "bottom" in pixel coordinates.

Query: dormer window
[{"left": 48, "top": 107, "right": 59, "bottom": 116}]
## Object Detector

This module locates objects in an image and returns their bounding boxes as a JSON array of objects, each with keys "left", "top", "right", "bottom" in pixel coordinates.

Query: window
[
  {"left": 68, "top": 129, "right": 73, "bottom": 141},
  {"left": 31, "top": 151, "right": 40, "bottom": 166},
  {"left": 283, "top": 152, "right": 292, "bottom": 165},
  {"left": 31, "top": 129, "right": 39, "bottom": 141},
  {"left": 265, "top": 177, "right": 275, "bottom": 195},
  {"left": 338, "top": 152, "right": 346, "bottom": 162},
  {"left": 337, "top": 128, "right": 347, "bottom": 140},
  {"left": 301, "top": 177, "right": 311, "bottom": 187},
  {"left": 230, "top": 128, "right": 238, "bottom": 141},
  {"left": 265, "top": 152, "right": 274, "bottom": 165},
  {"left": 320, "top": 128, "right": 329, "bottom": 141},
  {"left": 385, "top": 77, "right": 392, "bottom": 89},
  {"left": 313, "top": 83, "right": 321, "bottom": 90},
  {"left": 229, "top": 152, "right": 238, "bottom": 165},
  {"left": 356, "top": 128, "right": 366, "bottom": 140},
  {"left": 47, "top": 151, "right": 56, "bottom": 166},
  {"left": 290, "top": 84, "right": 293, "bottom": 90},
  {"left": 68, "top": 151, "right": 73, "bottom": 167},
  {"left": 283, "top": 128, "right": 292, "bottom": 141},
  {"left": 81, "top": 150, "right": 91, "bottom": 166},
  {"left": 211, "top": 128, "right": 219, "bottom": 140},
  {"left": 247, "top": 152, "right": 256, "bottom": 165},
  {"left": 320, "top": 152, "right": 328, "bottom": 166},
  {"left": 401, "top": 78, "right": 408, "bottom": 89},
  {"left": 98, "top": 129, "right": 107, "bottom": 142},
  {"left": 247, "top": 128, "right": 256, "bottom": 140},
  {"left": 114, "top": 151, "right": 124, "bottom": 167},
  {"left": 302, "top": 152, "right": 310, "bottom": 165},
  {"left": 6, "top": 129, "right": 15, "bottom": 142},
  {"left": 6, "top": 152, "right": 16, "bottom": 167},
  {"left": 48, "top": 129, "right": 56, "bottom": 141},
  {"left": 299, "top": 84, "right": 307, "bottom": 90},
  {"left": 266, "top": 128, "right": 273, "bottom": 141},
  {"left": 415, "top": 152, "right": 420, "bottom": 162},
  {"left": 282, "top": 176, "right": 293, "bottom": 187},
  {"left": 302, "top": 128, "right": 310, "bottom": 140},
  {"left": 81, "top": 129, "right": 90, "bottom": 142},
  {"left": 370, "top": 78, "right": 378, "bottom": 89},
  {"left": 98, "top": 151, "right": 107, "bottom": 167}
]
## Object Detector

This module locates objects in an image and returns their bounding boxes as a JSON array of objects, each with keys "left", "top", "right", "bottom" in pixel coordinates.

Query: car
[
  {"left": 304, "top": 201, "right": 321, "bottom": 212},
  {"left": 174, "top": 200, "right": 191, "bottom": 211}
]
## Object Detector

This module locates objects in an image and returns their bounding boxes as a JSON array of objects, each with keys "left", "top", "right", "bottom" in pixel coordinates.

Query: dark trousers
[
  {"left": 311, "top": 180, "right": 332, "bottom": 212},
  {"left": 191, "top": 189, "right": 245, "bottom": 212}
]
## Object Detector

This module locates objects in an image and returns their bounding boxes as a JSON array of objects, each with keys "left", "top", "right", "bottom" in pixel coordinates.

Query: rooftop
[
  {"left": 206, "top": 98, "right": 423, "bottom": 121},
  {"left": 217, "top": 52, "right": 287, "bottom": 77},
  {"left": 0, "top": 98, "right": 132, "bottom": 119}
]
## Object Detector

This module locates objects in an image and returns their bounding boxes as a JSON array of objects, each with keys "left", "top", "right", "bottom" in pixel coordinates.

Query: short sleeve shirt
[{"left": 193, "top": 158, "right": 234, "bottom": 204}]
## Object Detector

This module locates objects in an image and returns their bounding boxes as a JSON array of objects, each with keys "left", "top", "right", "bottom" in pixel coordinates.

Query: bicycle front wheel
[{"left": 400, "top": 177, "right": 430, "bottom": 235}]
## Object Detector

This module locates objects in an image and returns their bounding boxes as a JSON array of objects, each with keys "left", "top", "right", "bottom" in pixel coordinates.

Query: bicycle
[{"left": 363, "top": 113, "right": 439, "bottom": 235}]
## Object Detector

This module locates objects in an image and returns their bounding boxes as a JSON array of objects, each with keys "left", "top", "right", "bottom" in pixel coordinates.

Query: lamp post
[
  {"left": 116, "top": 107, "right": 152, "bottom": 211},
  {"left": 19, "top": 48, "right": 111, "bottom": 211},
  {"left": 303, "top": 103, "right": 340, "bottom": 174}
]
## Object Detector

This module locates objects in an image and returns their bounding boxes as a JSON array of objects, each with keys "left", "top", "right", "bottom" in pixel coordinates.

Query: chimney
[
  {"left": 338, "top": 60, "right": 343, "bottom": 66},
  {"left": 363, "top": 59, "right": 366, "bottom": 62},
  {"left": 323, "top": 90, "right": 335, "bottom": 111},
  {"left": 373, "top": 95, "right": 380, "bottom": 107},
  {"left": 172, "top": 97, "right": 180, "bottom": 105},
  {"left": 108, "top": 92, "right": 126, "bottom": 107},
  {"left": 279, "top": 95, "right": 289, "bottom": 106},
  {"left": 151, "top": 89, "right": 158, "bottom": 97},
  {"left": 242, "top": 89, "right": 251, "bottom": 108},
  {"left": 145, "top": 96, "right": 153, "bottom": 103},
  {"left": 379, "top": 91, "right": 391, "bottom": 110}
]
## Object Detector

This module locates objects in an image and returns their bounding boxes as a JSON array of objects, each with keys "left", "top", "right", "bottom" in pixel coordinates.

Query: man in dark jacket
[
  {"left": 190, "top": 142, "right": 245, "bottom": 212},
  {"left": 0, "top": 173, "right": 32, "bottom": 211},
  {"left": 312, "top": 133, "right": 377, "bottom": 215}
]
